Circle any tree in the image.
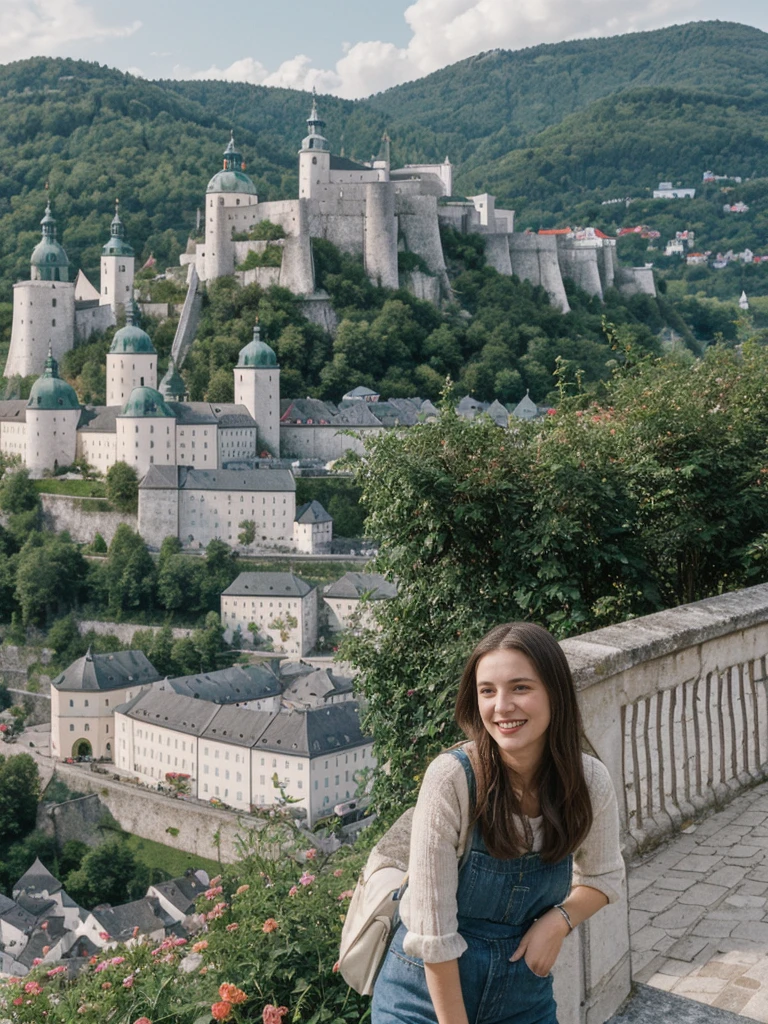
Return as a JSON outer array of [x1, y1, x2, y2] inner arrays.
[[191, 611, 235, 673], [15, 533, 88, 626], [0, 469, 40, 514], [106, 461, 139, 513], [64, 839, 139, 909], [104, 525, 156, 616], [238, 519, 256, 547], [0, 753, 40, 846]]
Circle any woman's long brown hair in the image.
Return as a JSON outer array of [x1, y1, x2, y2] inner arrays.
[[455, 622, 593, 862]]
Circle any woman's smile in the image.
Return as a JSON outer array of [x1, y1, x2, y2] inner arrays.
[[476, 648, 551, 770]]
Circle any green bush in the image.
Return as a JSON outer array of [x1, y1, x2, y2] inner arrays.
[[236, 245, 284, 271]]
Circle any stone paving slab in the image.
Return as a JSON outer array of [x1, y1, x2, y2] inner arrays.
[[629, 780, 768, 1022]]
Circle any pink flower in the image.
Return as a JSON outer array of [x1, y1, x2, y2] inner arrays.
[[299, 872, 315, 887], [262, 1005, 289, 1024], [47, 966, 66, 977], [111, 956, 125, 965], [13, 997, 23, 1005], [226, 922, 239, 932], [32, 958, 42, 966], [235, 884, 249, 895], [133, 1018, 153, 1024], [288, 886, 299, 897], [101, 982, 112, 990], [262, 918, 278, 933], [98, 931, 110, 940], [192, 940, 208, 952], [305, 848, 316, 860], [94, 961, 109, 973], [205, 885, 224, 900], [407, 689, 416, 696], [211, 1002, 233, 1021], [209, 875, 222, 886], [332, 961, 340, 973], [132, 925, 140, 938], [123, 975, 135, 989], [338, 889, 355, 900], [24, 981, 43, 995], [173, 938, 187, 947], [333, 869, 343, 877]]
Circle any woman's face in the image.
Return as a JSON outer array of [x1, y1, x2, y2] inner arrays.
[[475, 648, 551, 771]]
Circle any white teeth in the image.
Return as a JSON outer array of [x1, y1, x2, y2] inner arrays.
[[497, 721, 525, 728]]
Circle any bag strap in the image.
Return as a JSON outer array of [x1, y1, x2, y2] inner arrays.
[[449, 745, 477, 869]]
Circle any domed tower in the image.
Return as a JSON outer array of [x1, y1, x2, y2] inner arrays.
[[100, 200, 135, 316], [106, 309, 157, 406], [26, 346, 80, 477], [5, 200, 76, 379], [158, 358, 186, 401], [203, 133, 258, 281], [299, 90, 330, 200], [116, 386, 176, 479], [234, 323, 280, 455]]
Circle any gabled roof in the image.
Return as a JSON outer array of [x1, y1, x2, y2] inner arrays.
[[512, 392, 540, 421], [280, 398, 337, 424], [52, 649, 160, 693], [485, 399, 509, 427], [295, 500, 332, 525], [0, 400, 28, 422], [324, 571, 396, 601], [222, 571, 313, 598], [333, 402, 382, 427], [115, 688, 219, 736], [91, 896, 175, 941], [138, 467, 296, 493], [329, 155, 371, 172], [13, 858, 63, 898], [151, 873, 207, 915], [255, 701, 369, 756], [281, 668, 354, 707], [200, 704, 275, 747], [77, 405, 121, 433], [342, 385, 379, 399], [162, 662, 282, 703], [0, 893, 37, 932]]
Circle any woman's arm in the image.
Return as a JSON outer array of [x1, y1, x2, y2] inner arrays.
[[509, 884, 609, 976], [424, 960, 470, 1024]]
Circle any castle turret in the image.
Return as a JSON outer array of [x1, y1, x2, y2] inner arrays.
[[299, 91, 331, 200], [234, 323, 280, 455], [203, 133, 258, 281], [5, 200, 76, 379], [116, 386, 176, 479], [158, 358, 186, 401], [364, 183, 398, 289], [26, 346, 80, 477], [100, 200, 135, 316], [106, 309, 157, 406]]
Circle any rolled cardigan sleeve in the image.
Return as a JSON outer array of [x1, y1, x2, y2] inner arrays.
[[572, 756, 626, 904], [400, 753, 471, 963]]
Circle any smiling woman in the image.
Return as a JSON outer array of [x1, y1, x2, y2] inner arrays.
[[371, 621, 625, 1024]]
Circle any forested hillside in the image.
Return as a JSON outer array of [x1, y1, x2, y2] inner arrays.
[[0, 21, 767, 304]]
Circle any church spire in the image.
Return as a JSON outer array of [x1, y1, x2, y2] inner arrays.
[[302, 88, 329, 152]]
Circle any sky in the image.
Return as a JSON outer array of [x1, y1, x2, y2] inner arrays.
[[1, 0, 767, 100]]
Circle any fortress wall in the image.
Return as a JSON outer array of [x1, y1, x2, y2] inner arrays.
[[138, 486, 179, 550], [306, 197, 366, 256], [280, 202, 315, 294], [6, 280, 76, 379], [300, 293, 338, 335], [254, 200, 303, 237], [508, 235, 570, 313], [484, 233, 513, 276], [404, 271, 442, 304], [365, 184, 399, 289], [75, 303, 114, 343], [238, 267, 281, 288], [171, 264, 202, 369], [557, 244, 604, 300], [618, 266, 657, 298], [280, 424, 381, 461], [77, 619, 192, 643], [39, 493, 136, 544], [599, 244, 616, 291], [397, 195, 447, 276]]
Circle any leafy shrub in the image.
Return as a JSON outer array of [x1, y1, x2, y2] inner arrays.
[[236, 246, 284, 271]]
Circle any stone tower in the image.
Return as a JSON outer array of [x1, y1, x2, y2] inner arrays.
[[5, 201, 76, 379], [106, 309, 157, 406], [158, 358, 186, 401], [364, 182, 399, 289], [203, 134, 258, 280], [234, 323, 280, 455], [116, 386, 176, 479], [100, 201, 135, 316], [26, 346, 80, 477], [298, 92, 330, 200]]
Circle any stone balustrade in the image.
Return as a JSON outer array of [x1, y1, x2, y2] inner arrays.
[[552, 583, 768, 1023]]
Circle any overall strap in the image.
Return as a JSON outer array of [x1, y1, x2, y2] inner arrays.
[[449, 746, 479, 862]]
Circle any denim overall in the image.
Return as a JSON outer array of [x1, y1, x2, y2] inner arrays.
[[371, 747, 573, 1024]]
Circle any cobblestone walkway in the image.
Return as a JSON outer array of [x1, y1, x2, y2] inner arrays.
[[629, 781, 768, 1020]]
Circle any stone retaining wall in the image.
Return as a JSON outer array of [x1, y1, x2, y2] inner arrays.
[[77, 620, 193, 644], [40, 493, 136, 545]]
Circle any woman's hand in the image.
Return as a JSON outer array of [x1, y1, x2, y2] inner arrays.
[[508, 908, 570, 977]]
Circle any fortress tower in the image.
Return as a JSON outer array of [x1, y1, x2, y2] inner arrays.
[[100, 201, 135, 316], [26, 347, 80, 477], [106, 309, 157, 406], [234, 324, 280, 455], [298, 92, 331, 200], [116, 386, 176, 478], [5, 201, 76, 379], [203, 134, 259, 281], [158, 358, 186, 401]]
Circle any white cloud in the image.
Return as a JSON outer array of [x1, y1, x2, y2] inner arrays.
[[0, 0, 140, 63], [176, 0, 700, 99]]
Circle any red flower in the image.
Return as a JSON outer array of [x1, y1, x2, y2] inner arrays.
[[219, 983, 247, 1005], [262, 918, 278, 933], [211, 1002, 233, 1021]]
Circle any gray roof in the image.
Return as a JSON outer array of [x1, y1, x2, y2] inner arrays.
[[324, 571, 397, 601], [17, 915, 70, 968], [139, 466, 296, 493], [280, 398, 337, 424], [77, 405, 121, 432], [485, 399, 510, 427], [91, 896, 175, 941], [282, 667, 355, 706], [342, 386, 379, 399], [222, 571, 313, 598], [168, 402, 218, 425], [163, 662, 282, 703], [0, 894, 37, 932], [52, 649, 160, 693], [511, 392, 540, 420], [367, 400, 421, 427], [115, 688, 219, 736], [168, 401, 256, 428], [13, 857, 62, 898], [201, 704, 276, 747], [151, 873, 207, 914], [333, 402, 382, 427], [329, 155, 371, 172], [255, 701, 369, 756], [0, 400, 28, 422], [295, 500, 332, 525]]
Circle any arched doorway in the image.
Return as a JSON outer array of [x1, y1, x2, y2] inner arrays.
[[72, 739, 92, 758]]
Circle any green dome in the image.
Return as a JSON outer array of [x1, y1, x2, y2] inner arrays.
[[159, 358, 186, 400], [119, 386, 174, 418], [28, 350, 79, 411], [103, 203, 134, 257], [110, 310, 156, 355], [238, 324, 277, 368], [207, 133, 257, 195], [31, 202, 69, 282]]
